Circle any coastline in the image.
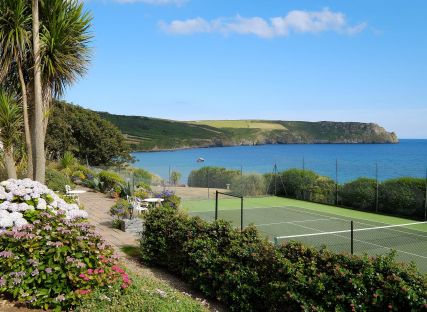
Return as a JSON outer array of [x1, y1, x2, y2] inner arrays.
[[131, 140, 400, 153]]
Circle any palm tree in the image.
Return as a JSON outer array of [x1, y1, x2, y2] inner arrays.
[[39, 0, 92, 135], [31, 0, 45, 183], [0, 0, 34, 179], [1, 0, 92, 183], [0, 88, 22, 179]]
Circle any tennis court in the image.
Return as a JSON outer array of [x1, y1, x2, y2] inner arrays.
[[184, 196, 427, 273]]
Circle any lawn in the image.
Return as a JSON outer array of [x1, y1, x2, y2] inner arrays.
[[190, 120, 286, 130]]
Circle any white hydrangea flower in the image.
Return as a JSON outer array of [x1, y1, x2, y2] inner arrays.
[[9, 212, 23, 221], [14, 218, 28, 227], [0, 216, 13, 228], [0, 210, 10, 217], [0, 201, 9, 210], [36, 198, 47, 210], [66, 209, 88, 220]]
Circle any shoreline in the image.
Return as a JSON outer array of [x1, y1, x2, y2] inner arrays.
[[131, 141, 401, 153]]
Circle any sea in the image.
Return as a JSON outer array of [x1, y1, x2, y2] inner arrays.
[[132, 139, 427, 184]]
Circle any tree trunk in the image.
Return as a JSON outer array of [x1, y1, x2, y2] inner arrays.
[[31, 0, 45, 183], [4, 147, 17, 179], [16, 59, 34, 179]]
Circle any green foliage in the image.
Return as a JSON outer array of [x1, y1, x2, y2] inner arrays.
[[340, 178, 377, 211], [46, 168, 72, 193], [60, 151, 78, 171], [269, 169, 335, 204], [110, 199, 132, 218], [75, 271, 208, 312], [0, 88, 22, 150], [99, 111, 397, 151], [134, 185, 151, 200], [154, 190, 181, 209], [170, 170, 181, 185], [379, 177, 426, 218], [188, 166, 241, 188], [0, 210, 130, 310], [140, 207, 427, 312], [98, 170, 125, 193], [46, 101, 132, 166], [231, 173, 266, 196], [132, 168, 153, 184]]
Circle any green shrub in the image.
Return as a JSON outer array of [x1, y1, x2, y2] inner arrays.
[[0, 209, 130, 310], [110, 199, 132, 218], [98, 171, 125, 193], [379, 177, 426, 218], [230, 173, 267, 196], [132, 168, 153, 184], [188, 167, 241, 188], [140, 207, 427, 312], [154, 190, 181, 209], [46, 168, 73, 193], [340, 178, 377, 211]]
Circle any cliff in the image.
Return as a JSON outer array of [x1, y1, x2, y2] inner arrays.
[[97, 113, 398, 151]]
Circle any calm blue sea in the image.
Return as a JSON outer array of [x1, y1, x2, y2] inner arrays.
[[132, 139, 427, 184]]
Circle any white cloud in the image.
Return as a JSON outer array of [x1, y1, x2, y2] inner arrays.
[[115, 0, 187, 5], [160, 8, 367, 38]]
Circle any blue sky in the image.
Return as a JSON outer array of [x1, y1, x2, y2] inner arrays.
[[65, 0, 427, 138]]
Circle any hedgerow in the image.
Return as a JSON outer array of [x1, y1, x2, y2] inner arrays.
[[140, 206, 427, 312]]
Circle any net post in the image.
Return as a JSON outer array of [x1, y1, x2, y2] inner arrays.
[[215, 190, 218, 221], [424, 167, 427, 221], [240, 196, 244, 231], [350, 220, 354, 255], [375, 163, 379, 213], [335, 159, 339, 206]]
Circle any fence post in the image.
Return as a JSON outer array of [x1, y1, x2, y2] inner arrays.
[[335, 159, 339, 206], [241, 197, 244, 231], [215, 190, 218, 221], [351, 220, 354, 255], [375, 163, 379, 213], [424, 168, 427, 221], [274, 163, 277, 196]]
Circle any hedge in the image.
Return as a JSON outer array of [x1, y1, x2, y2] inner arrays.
[[340, 178, 377, 211], [140, 207, 427, 312], [188, 166, 240, 188]]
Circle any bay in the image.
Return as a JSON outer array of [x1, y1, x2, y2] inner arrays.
[[132, 139, 427, 184]]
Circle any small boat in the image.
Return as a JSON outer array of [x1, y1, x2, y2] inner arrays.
[[196, 157, 205, 163]]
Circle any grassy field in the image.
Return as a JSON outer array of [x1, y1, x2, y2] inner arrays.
[[182, 196, 427, 272], [98, 110, 397, 150], [190, 120, 286, 130]]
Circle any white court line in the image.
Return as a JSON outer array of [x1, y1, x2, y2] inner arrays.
[[279, 221, 427, 260], [255, 218, 338, 227], [274, 206, 427, 240], [190, 205, 427, 239]]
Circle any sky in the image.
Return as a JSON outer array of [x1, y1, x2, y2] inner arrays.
[[65, 0, 427, 138]]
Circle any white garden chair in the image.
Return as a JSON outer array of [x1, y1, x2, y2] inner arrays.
[[65, 185, 80, 204]]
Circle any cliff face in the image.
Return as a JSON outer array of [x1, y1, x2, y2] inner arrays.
[[97, 112, 398, 151]]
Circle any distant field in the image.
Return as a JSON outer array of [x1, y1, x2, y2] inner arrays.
[[190, 120, 286, 130]]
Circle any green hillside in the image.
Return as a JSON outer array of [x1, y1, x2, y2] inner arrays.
[[97, 113, 399, 151]]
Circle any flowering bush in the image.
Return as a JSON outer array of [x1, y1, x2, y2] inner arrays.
[[109, 199, 132, 218], [0, 179, 88, 227], [154, 190, 181, 209], [0, 179, 130, 310]]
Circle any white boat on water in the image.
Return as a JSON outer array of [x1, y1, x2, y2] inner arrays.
[[196, 157, 205, 163]]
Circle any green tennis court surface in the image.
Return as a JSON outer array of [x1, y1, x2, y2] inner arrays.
[[183, 196, 427, 273]]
